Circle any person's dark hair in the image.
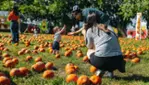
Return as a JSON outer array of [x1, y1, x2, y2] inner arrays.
[[85, 13, 97, 31], [13, 6, 19, 16]]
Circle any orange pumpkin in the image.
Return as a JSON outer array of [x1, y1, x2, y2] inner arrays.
[[77, 75, 90, 85], [19, 67, 29, 76], [18, 51, 24, 55], [32, 50, 38, 54], [66, 74, 78, 83], [76, 50, 82, 54], [3, 57, 12, 64], [34, 46, 39, 50], [55, 54, 60, 58], [64, 51, 72, 57], [131, 57, 140, 63], [76, 53, 83, 58], [35, 57, 42, 62], [45, 62, 53, 69], [4, 60, 15, 68], [25, 50, 31, 54], [3, 48, 9, 51], [90, 75, 102, 85], [66, 67, 76, 74], [0, 76, 11, 85], [12, 58, 19, 65], [83, 56, 89, 62], [39, 48, 45, 52], [65, 63, 75, 71], [10, 68, 21, 77], [25, 56, 33, 61], [32, 62, 45, 72], [2, 53, 10, 57], [42, 70, 54, 79], [90, 66, 97, 73], [49, 49, 53, 53]]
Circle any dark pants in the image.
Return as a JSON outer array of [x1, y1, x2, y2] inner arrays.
[[52, 41, 60, 50], [10, 21, 19, 43], [90, 53, 125, 72]]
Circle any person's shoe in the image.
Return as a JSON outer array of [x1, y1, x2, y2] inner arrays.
[[118, 60, 126, 73], [104, 71, 114, 78], [95, 69, 105, 77]]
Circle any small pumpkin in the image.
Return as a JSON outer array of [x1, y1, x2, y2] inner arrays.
[[42, 70, 54, 79], [66, 74, 78, 83]]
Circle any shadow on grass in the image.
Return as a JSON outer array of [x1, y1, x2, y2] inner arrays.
[[114, 74, 149, 82]]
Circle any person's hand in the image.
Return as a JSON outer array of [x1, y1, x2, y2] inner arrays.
[[67, 32, 74, 35], [98, 24, 106, 30], [63, 24, 66, 28], [98, 24, 110, 33]]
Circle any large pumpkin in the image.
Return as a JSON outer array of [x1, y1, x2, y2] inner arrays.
[[90, 75, 102, 85], [90, 66, 97, 73], [66, 74, 78, 83], [4, 60, 15, 68], [10, 68, 21, 77], [42, 70, 54, 79], [19, 67, 29, 76], [0, 76, 11, 85], [45, 62, 53, 69], [32, 62, 45, 72], [35, 57, 42, 62], [77, 75, 90, 85]]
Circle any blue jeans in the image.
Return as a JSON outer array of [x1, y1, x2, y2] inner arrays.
[[10, 21, 19, 43]]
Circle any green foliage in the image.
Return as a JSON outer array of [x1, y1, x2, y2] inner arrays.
[[0, 0, 149, 30], [119, 0, 149, 21]]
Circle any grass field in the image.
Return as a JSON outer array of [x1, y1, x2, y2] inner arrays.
[[0, 32, 149, 85]]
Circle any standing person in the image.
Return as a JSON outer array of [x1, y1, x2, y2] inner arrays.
[[68, 5, 110, 36], [52, 25, 66, 54], [85, 13, 125, 78], [7, 6, 19, 44], [33, 25, 38, 37]]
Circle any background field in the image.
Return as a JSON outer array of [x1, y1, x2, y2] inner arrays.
[[0, 32, 149, 85]]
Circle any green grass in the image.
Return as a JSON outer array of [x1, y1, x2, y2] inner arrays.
[[0, 32, 149, 85]]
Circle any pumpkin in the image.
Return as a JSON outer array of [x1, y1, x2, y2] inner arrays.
[[4, 60, 15, 68], [66, 74, 78, 83], [76, 53, 83, 58], [35, 57, 42, 62], [64, 51, 72, 57], [32, 62, 45, 72], [18, 51, 24, 55], [42, 70, 54, 79], [77, 75, 90, 85], [32, 50, 38, 54], [90, 75, 102, 85], [39, 48, 45, 52], [83, 56, 89, 62], [34, 46, 39, 50], [90, 66, 97, 73], [66, 67, 76, 74], [65, 63, 75, 71], [10, 68, 21, 77], [25, 50, 31, 54], [2, 53, 10, 57], [25, 56, 33, 61], [0, 76, 10, 85], [131, 57, 140, 63], [3, 57, 12, 64], [55, 54, 60, 58], [19, 67, 29, 76], [45, 62, 53, 69], [12, 58, 19, 65]]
